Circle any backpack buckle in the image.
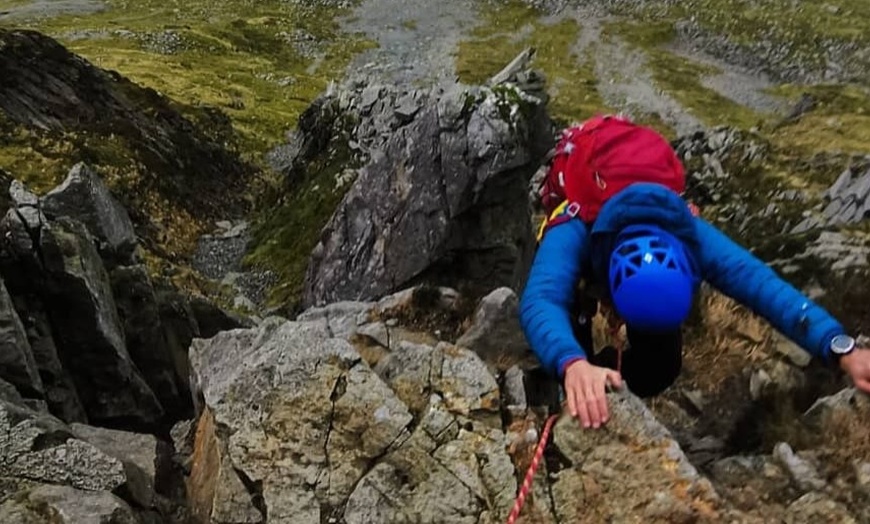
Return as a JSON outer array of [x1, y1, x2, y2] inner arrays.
[[566, 202, 581, 217]]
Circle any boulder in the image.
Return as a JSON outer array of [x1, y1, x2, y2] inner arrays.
[[0, 401, 126, 495], [0, 484, 139, 524], [0, 276, 42, 398], [39, 218, 162, 426], [188, 318, 516, 523], [41, 163, 137, 264], [456, 287, 531, 366], [549, 389, 726, 523], [71, 422, 172, 509], [302, 83, 552, 307]]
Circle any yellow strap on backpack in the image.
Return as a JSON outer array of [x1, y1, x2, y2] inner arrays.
[[536, 200, 571, 242]]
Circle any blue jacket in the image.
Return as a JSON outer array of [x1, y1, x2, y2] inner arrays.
[[519, 183, 845, 377]]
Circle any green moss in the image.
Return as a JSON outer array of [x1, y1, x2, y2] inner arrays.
[[770, 84, 870, 158], [455, 0, 607, 126], [244, 140, 358, 309]]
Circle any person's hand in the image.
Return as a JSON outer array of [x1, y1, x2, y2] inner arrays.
[[563, 359, 623, 429], [840, 348, 870, 393]]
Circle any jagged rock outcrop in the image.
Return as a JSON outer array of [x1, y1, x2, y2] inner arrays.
[[187, 288, 519, 524], [792, 160, 870, 233], [0, 29, 254, 245], [0, 164, 245, 429], [42, 162, 138, 265], [0, 397, 182, 523], [299, 80, 553, 307]]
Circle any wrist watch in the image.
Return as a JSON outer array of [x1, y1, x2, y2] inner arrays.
[[830, 334, 856, 360]]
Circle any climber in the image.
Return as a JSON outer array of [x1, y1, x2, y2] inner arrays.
[[519, 115, 870, 430]]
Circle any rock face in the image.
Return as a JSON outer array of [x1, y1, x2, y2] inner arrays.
[[301, 82, 553, 307], [41, 162, 138, 264], [549, 390, 726, 523], [39, 217, 163, 425], [188, 311, 516, 524], [0, 165, 220, 427], [792, 161, 870, 232], [0, 277, 42, 398]]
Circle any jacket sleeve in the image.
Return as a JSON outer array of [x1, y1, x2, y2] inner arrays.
[[694, 218, 845, 361], [519, 219, 590, 377]]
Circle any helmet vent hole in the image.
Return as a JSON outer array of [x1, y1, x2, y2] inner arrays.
[[629, 254, 643, 266], [653, 252, 666, 264], [617, 244, 639, 256]]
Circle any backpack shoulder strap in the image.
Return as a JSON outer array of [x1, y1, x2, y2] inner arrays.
[[536, 200, 583, 242]]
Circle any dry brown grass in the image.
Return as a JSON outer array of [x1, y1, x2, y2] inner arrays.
[[816, 410, 870, 475], [682, 288, 775, 392]]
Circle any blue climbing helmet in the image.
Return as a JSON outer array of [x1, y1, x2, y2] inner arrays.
[[608, 224, 698, 331]]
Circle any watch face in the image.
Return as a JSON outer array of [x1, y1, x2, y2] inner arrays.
[[831, 335, 856, 355]]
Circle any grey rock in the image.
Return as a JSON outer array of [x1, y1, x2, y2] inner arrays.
[[188, 294, 250, 339], [71, 422, 170, 509], [804, 387, 870, 429], [785, 492, 856, 523], [773, 442, 827, 493], [374, 341, 437, 414], [111, 265, 189, 419], [15, 206, 44, 234], [8, 180, 37, 207], [775, 333, 813, 367], [189, 317, 516, 524], [356, 321, 390, 348], [0, 484, 138, 524], [502, 365, 527, 409], [0, 401, 126, 492], [41, 163, 137, 263], [302, 84, 550, 306], [0, 378, 24, 407], [296, 300, 375, 339], [0, 276, 42, 397], [189, 320, 414, 522], [39, 218, 162, 425], [436, 342, 501, 421], [14, 294, 87, 423], [0, 209, 34, 257], [456, 287, 530, 365], [170, 418, 195, 470]]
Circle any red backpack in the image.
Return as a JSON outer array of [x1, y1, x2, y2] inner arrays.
[[537, 115, 688, 228]]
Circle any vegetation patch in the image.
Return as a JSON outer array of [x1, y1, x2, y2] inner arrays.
[[244, 132, 357, 310], [455, 0, 606, 126], [3, 0, 373, 157]]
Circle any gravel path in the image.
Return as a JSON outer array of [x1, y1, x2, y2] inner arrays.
[[340, 0, 481, 86], [563, 11, 705, 136]]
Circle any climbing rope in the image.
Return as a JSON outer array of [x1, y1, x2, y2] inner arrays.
[[505, 412, 561, 524], [505, 328, 625, 523]]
